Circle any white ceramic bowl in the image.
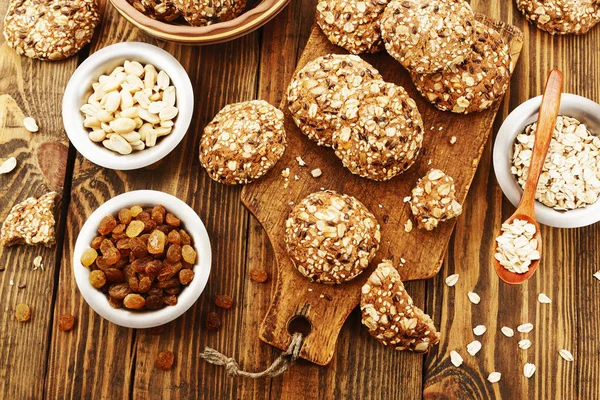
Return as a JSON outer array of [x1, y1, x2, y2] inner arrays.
[[494, 93, 600, 228], [73, 190, 211, 328], [62, 42, 194, 170]]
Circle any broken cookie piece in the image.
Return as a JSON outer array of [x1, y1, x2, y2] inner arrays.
[[1, 192, 57, 247], [361, 260, 440, 352], [409, 169, 462, 231]]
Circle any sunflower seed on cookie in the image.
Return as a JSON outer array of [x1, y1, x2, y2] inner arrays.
[[199, 100, 286, 185], [127, 0, 180, 21], [316, 0, 389, 54], [1, 192, 57, 247], [409, 169, 463, 231], [332, 81, 424, 181], [285, 190, 380, 284], [4, 0, 100, 61], [516, 0, 600, 35], [361, 260, 440, 352], [287, 54, 382, 147], [380, 0, 476, 73], [173, 0, 246, 26], [410, 21, 512, 114]]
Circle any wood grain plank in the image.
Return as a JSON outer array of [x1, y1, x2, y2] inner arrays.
[[0, 0, 76, 398], [424, 2, 600, 399]]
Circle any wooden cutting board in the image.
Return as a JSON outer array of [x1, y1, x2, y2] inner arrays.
[[240, 15, 523, 366]]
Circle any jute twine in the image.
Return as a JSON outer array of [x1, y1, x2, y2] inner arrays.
[[200, 332, 304, 378]]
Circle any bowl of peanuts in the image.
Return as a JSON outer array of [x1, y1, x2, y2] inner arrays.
[[73, 190, 211, 328], [62, 42, 194, 170]]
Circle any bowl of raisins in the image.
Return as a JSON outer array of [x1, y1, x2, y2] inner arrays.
[[73, 190, 211, 328]]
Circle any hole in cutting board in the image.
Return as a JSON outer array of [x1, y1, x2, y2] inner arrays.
[[287, 315, 312, 337]]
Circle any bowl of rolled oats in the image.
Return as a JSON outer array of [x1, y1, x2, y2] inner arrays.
[[494, 93, 600, 228], [63, 42, 194, 170], [73, 190, 212, 328], [109, 0, 289, 44]]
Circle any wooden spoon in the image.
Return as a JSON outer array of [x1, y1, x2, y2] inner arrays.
[[493, 69, 563, 284]]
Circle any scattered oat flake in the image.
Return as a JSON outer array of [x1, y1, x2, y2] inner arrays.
[[404, 219, 413, 232], [559, 349, 574, 362], [593, 271, 600, 280], [467, 340, 481, 356], [450, 350, 463, 367], [538, 293, 551, 303], [524, 363, 536, 378], [400, 257, 406, 264], [0, 157, 17, 174], [501, 326, 514, 337], [519, 339, 532, 350], [23, 117, 39, 132], [33, 256, 43, 271], [311, 168, 322, 178], [517, 323, 534, 333], [468, 292, 480, 304], [473, 325, 486, 336], [445, 273, 459, 287], [450, 136, 457, 145], [281, 168, 290, 178], [296, 156, 306, 167], [487, 372, 501, 383]]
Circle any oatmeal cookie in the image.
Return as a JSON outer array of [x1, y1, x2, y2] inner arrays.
[[380, 0, 476, 73], [361, 260, 440, 352], [199, 100, 286, 185], [287, 54, 382, 147], [3, 0, 100, 61], [332, 81, 424, 181], [410, 169, 462, 231], [410, 21, 512, 114], [316, 0, 389, 54], [173, 0, 246, 26], [127, 0, 180, 21], [516, 0, 600, 35], [1, 192, 57, 247], [285, 190, 380, 285]]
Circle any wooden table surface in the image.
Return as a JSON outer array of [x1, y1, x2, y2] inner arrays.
[[1, 1, 599, 399]]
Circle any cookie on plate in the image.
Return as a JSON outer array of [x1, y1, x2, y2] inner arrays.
[[380, 0, 476, 73], [287, 54, 382, 147], [173, 0, 246, 26], [3, 0, 100, 60], [127, 0, 181, 21], [1, 192, 57, 247], [409, 169, 463, 231], [332, 81, 424, 181], [199, 100, 286, 185], [410, 21, 512, 114], [361, 260, 440, 352], [285, 190, 380, 285], [316, 0, 389, 54], [516, 0, 600, 35]]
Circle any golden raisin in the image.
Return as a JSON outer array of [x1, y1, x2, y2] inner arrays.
[[130, 205, 143, 217], [179, 269, 194, 285], [181, 245, 197, 264], [250, 269, 269, 283], [166, 244, 182, 263], [80, 248, 98, 267], [157, 265, 176, 282], [148, 230, 166, 254], [104, 268, 125, 283], [108, 296, 123, 309], [165, 213, 180, 227], [58, 314, 75, 332], [126, 220, 145, 238], [118, 208, 132, 225], [205, 312, 221, 331], [167, 230, 181, 245], [214, 294, 233, 310], [89, 270, 107, 288], [109, 283, 131, 300], [15, 303, 31, 322], [98, 215, 117, 235], [145, 295, 163, 310], [163, 294, 177, 306], [156, 350, 175, 370], [151, 205, 166, 224], [123, 293, 146, 309], [91, 236, 104, 249], [179, 229, 191, 245], [138, 276, 152, 293]]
